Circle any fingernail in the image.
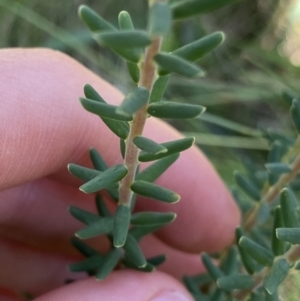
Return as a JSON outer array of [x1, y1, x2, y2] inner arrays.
[[151, 291, 193, 301]]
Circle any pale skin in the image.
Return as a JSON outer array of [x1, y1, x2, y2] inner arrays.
[[0, 48, 240, 301]]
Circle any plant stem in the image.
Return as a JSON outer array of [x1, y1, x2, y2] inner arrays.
[[119, 37, 162, 206], [244, 136, 300, 230]]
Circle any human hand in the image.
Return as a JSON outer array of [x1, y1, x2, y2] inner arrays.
[[0, 48, 240, 301]]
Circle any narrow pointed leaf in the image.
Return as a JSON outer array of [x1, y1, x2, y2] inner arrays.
[[78, 5, 116, 32], [217, 274, 254, 291], [263, 258, 290, 294], [139, 137, 194, 162], [80, 165, 128, 194], [131, 211, 176, 226], [137, 153, 179, 182], [69, 255, 104, 272], [234, 171, 261, 201], [96, 195, 111, 217], [126, 62, 140, 83], [133, 136, 167, 154], [183, 276, 207, 301], [123, 233, 147, 267], [232, 187, 254, 214], [68, 164, 100, 181], [113, 205, 131, 248], [280, 188, 300, 228], [265, 163, 291, 175], [221, 247, 238, 275], [83, 85, 129, 139], [276, 228, 300, 244], [96, 249, 121, 280], [272, 207, 286, 256], [75, 217, 113, 239], [173, 32, 225, 62], [94, 30, 151, 49], [171, 0, 241, 19], [294, 260, 300, 269], [123, 256, 155, 272], [148, 102, 205, 119], [69, 206, 100, 225], [239, 236, 274, 267], [150, 75, 170, 104], [71, 237, 99, 257], [147, 254, 166, 266], [155, 53, 205, 77], [265, 289, 278, 301], [235, 227, 257, 274], [120, 139, 126, 159], [89, 148, 108, 171], [291, 98, 300, 134], [118, 10, 134, 30], [80, 98, 132, 121], [149, 2, 172, 36], [201, 253, 224, 280], [130, 224, 165, 241], [117, 87, 149, 116], [131, 180, 180, 203]]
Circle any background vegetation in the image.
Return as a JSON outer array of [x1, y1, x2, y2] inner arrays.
[[1, 0, 300, 299]]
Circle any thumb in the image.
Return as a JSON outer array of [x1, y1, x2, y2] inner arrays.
[[34, 270, 194, 301]]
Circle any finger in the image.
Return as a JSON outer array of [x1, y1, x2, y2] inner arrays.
[[0, 48, 240, 254], [35, 272, 194, 301], [0, 233, 203, 295]]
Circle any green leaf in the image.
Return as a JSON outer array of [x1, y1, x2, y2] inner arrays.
[[137, 153, 180, 182], [171, 0, 241, 20], [263, 258, 290, 295], [129, 224, 166, 241], [265, 289, 279, 301], [147, 254, 166, 266], [69, 206, 100, 225], [78, 5, 117, 32], [276, 228, 300, 244], [291, 98, 300, 134], [149, 2, 172, 36], [95, 195, 111, 217], [80, 98, 133, 121], [133, 136, 167, 154], [113, 205, 131, 248], [221, 247, 238, 275], [201, 253, 224, 280], [123, 233, 147, 267], [265, 163, 291, 176], [118, 10, 134, 30], [94, 30, 152, 49], [155, 53, 205, 77], [294, 260, 300, 269], [217, 274, 254, 291], [83, 85, 130, 140], [173, 31, 225, 61], [280, 188, 300, 228], [69, 255, 105, 272], [75, 217, 113, 239], [131, 211, 176, 226], [123, 256, 155, 272], [234, 171, 261, 201], [80, 165, 128, 194], [150, 75, 170, 104], [148, 101, 205, 119], [272, 207, 286, 256], [96, 249, 121, 280], [239, 236, 274, 267], [126, 62, 140, 83], [120, 139, 126, 159], [71, 237, 99, 257], [68, 164, 100, 181], [232, 187, 254, 214], [131, 180, 180, 203], [139, 137, 194, 162], [117, 87, 149, 116], [235, 227, 257, 274], [89, 148, 108, 171], [183, 276, 208, 301]]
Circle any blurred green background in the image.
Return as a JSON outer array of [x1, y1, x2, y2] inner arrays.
[[1, 0, 300, 186], [1, 0, 300, 299]]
